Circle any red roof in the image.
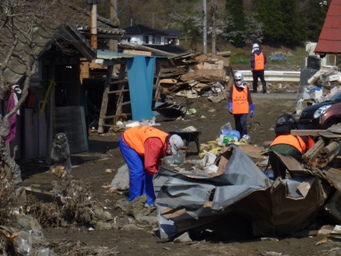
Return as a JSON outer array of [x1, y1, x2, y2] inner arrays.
[[315, 0, 341, 54]]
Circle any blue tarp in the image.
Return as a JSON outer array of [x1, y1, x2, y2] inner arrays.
[[126, 56, 156, 121]]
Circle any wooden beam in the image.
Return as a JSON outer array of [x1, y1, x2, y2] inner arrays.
[[123, 49, 152, 56], [291, 129, 325, 136]]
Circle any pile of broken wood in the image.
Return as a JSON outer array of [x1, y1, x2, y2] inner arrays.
[[154, 51, 233, 103], [293, 124, 341, 169]]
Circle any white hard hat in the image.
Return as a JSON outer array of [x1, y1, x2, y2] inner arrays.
[[234, 72, 244, 81], [252, 43, 259, 49]]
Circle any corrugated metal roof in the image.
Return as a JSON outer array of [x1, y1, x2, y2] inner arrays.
[[315, 0, 341, 54], [96, 50, 135, 60]]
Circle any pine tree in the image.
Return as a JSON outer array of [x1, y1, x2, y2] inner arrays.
[[225, 0, 246, 47]]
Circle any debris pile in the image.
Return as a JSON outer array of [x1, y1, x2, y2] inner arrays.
[[151, 123, 341, 241], [155, 51, 231, 103], [0, 178, 117, 255], [296, 65, 341, 112]]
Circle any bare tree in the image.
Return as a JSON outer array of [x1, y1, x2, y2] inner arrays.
[[0, 0, 60, 185]]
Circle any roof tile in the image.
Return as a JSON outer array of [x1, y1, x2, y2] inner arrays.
[[315, 0, 341, 54]]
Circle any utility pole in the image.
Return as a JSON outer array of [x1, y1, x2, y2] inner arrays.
[[87, 0, 100, 49], [211, 0, 217, 56], [203, 0, 207, 54], [110, 0, 118, 51]]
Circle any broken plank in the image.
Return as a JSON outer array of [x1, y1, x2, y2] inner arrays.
[[323, 167, 341, 191], [160, 78, 178, 84], [291, 129, 325, 137], [123, 49, 152, 56], [319, 131, 341, 139]]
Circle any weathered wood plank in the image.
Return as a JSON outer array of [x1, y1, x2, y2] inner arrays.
[[291, 130, 326, 136]]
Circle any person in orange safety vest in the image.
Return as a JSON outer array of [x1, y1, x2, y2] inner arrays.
[[269, 134, 310, 161], [227, 72, 254, 138], [269, 114, 315, 162], [250, 43, 267, 93], [267, 117, 315, 179], [119, 126, 184, 206]]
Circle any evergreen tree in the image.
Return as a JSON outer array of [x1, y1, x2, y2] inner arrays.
[[255, 0, 327, 47], [278, 0, 305, 46], [225, 0, 246, 47], [300, 0, 329, 42], [255, 0, 283, 44]]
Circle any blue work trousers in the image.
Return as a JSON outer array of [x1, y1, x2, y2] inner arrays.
[[234, 114, 248, 138], [119, 136, 155, 205]]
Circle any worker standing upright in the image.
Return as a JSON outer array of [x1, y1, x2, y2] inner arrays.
[[227, 72, 254, 138], [250, 43, 267, 93]]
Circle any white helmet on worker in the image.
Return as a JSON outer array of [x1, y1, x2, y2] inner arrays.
[[252, 43, 260, 53], [234, 72, 245, 88]]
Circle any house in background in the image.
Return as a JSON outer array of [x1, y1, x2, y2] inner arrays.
[[315, 0, 341, 70], [122, 24, 186, 55], [0, 1, 125, 160]]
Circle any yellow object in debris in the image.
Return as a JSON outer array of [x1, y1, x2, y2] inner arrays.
[[239, 138, 249, 144], [39, 79, 56, 119], [200, 143, 212, 152], [208, 147, 221, 155], [207, 140, 218, 145]]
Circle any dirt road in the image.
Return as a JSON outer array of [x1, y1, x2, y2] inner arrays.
[[17, 92, 341, 256]]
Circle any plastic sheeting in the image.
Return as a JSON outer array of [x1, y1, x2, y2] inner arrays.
[[126, 56, 156, 121], [154, 145, 328, 240]]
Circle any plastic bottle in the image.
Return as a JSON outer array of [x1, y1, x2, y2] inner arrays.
[[242, 134, 251, 143], [219, 135, 234, 145], [36, 248, 51, 256], [220, 122, 232, 135], [173, 152, 184, 165], [13, 231, 32, 255]]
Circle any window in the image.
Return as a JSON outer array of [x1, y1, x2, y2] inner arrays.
[[143, 36, 149, 44], [154, 36, 161, 45]]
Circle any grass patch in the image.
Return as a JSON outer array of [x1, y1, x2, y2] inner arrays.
[[229, 46, 306, 68]]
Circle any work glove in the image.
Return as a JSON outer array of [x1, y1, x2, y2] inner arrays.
[[228, 102, 233, 114], [250, 104, 254, 118]]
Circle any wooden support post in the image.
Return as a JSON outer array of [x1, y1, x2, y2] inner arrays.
[[98, 65, 114, 133]]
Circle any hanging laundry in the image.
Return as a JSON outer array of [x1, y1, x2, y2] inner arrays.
[[5, 84, 22, 144]]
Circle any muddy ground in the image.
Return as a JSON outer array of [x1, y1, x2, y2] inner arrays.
[[17, 87, 341, 256]]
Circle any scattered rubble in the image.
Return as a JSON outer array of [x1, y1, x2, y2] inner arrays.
[[296, 65, 341, 113]]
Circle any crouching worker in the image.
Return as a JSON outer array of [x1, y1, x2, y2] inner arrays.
[[269, 114, 315, 161], [119, 126, 184, 206], [269, 133, 314, 161], [268, 114, 315, 178]]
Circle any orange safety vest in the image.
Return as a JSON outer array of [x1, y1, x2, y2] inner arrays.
[[232, 85, 249, 114], [270, 134, 307, 154], [307, 136, 315, 150], [254, 52, 265, 71], [122, 126, 168, 155]]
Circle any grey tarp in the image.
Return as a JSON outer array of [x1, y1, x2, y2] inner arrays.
[[154, 145, 328, 240]]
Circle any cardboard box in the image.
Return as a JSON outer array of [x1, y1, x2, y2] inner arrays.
[[296, 100, 314, 115], [303, 86, 323, 100]]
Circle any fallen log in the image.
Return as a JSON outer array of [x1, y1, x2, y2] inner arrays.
[[302, 138, 325, 165]]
